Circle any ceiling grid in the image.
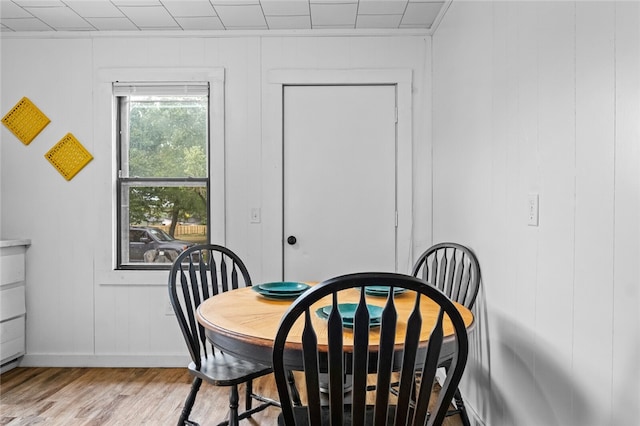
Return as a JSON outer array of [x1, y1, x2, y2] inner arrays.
[[0, 0, 448, 33]]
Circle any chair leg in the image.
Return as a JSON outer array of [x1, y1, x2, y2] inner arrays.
[[228, 384, 240, 426], [287, 370, 302, 406], [454, 386, 471, 426], [245, 379, 253, 411], [215, 383, 279, 426], [178, 377, 202, 426], [439, 362, 470, 426]]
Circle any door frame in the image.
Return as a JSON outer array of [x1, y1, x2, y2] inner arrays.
[[262, 69, 413, 281]]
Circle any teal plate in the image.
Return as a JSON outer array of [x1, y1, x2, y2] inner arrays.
[[319, 303, 383, 322], [255, 292, 302, 300], [252, 282, 309, 300], [363, 286, 407, 297], [252, 288, 303, 300], [256, 282, 310, 294], [315, 306, 381, 329]]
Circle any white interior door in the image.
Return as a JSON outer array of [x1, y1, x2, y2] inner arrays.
[[283, 85, 397, 282]]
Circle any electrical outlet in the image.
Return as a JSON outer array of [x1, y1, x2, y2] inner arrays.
[[528, 193, 539, 226]]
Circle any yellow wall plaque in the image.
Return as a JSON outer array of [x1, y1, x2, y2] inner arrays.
[[45, 133, 93, 181], [2, 97, 51, 145]]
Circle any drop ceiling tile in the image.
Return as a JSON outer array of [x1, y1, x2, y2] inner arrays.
[[24, 6, 94, 30], [356, 14, 402, 29], [63, 1, 125, 18], [260, 0, 310, 16], [312, 24, 353, 29], [225, 25, 269, 30], [175, 16, 225, 30], [86, 17, 138, 31], [119, 5, 179, 28], [1, 1, 32, 18], [139, 26, 182, 31], [111, 0, 162, 5], [211, 0, 259, 5], [357, 0, 407, 15], [265, 15, 311, 29], [13, 0, 65, 6], [214, 4, 266, 27], [1, 18, 53, 31], [309, 0, 356, 4], [400, 1, 442, 26], [162, 0, 217, 18], [310, 3, 356, 26]]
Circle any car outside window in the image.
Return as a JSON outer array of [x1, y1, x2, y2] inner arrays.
[[115, 83, 209, 269], [148, 228, 173, 242]]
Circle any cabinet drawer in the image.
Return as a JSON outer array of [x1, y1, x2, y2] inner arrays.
[[0, 316, 25, 363], [1, 315, 24, 343], [0, 253, 26, 287], [0, 286, 26, 321]]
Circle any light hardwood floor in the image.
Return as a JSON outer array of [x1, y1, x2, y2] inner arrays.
[[0, 367, 463, 425]]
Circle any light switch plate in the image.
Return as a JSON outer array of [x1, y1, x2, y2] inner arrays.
[[250, 207, 261, 223]]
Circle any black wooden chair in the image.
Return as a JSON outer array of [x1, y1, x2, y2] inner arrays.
[[412, 242, 481, 310], [168, 244, 279, 426], [411, 242, 481, 426], [272, 272, 469, 426]]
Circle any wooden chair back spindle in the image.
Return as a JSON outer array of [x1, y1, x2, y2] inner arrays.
[[272, 272, 469, 426], [412, 243, 481, 309]]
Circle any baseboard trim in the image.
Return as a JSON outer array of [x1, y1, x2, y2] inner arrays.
[[19, 354, 190, 368]]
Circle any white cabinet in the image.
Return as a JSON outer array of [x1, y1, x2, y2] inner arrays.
[[0, 239, 30, 373]]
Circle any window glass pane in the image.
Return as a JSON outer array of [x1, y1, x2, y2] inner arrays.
[[120, 184, 208, 265], [125, 95, 207, 178], [116, 86, 210, 269]]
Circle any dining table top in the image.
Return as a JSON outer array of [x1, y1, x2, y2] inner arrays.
[[196, 282, 475, 369]]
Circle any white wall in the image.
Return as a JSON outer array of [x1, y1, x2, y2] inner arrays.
[[0, 33, 430, 366], [432, 1, 639, 425]]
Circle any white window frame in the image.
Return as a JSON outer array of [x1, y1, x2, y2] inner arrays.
[[94, 68, 225, 286], [114, 82, 210, 270]]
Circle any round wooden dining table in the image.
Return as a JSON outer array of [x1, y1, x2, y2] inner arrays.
[[196, 283, 475, 370]]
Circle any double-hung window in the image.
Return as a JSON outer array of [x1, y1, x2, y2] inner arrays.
[[114, 83, 209, 269]]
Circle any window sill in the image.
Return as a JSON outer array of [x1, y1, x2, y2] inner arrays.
[[96, 267, 170, 286]]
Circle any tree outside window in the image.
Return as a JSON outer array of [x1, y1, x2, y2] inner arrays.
[[116, 84, 209, 269]]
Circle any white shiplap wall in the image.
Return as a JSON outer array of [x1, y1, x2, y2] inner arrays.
[[433, 1, 639, 425], [0, 34, 430, 365]]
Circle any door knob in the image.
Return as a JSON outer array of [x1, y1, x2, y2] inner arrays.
[[287, 236, 297, 245]]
